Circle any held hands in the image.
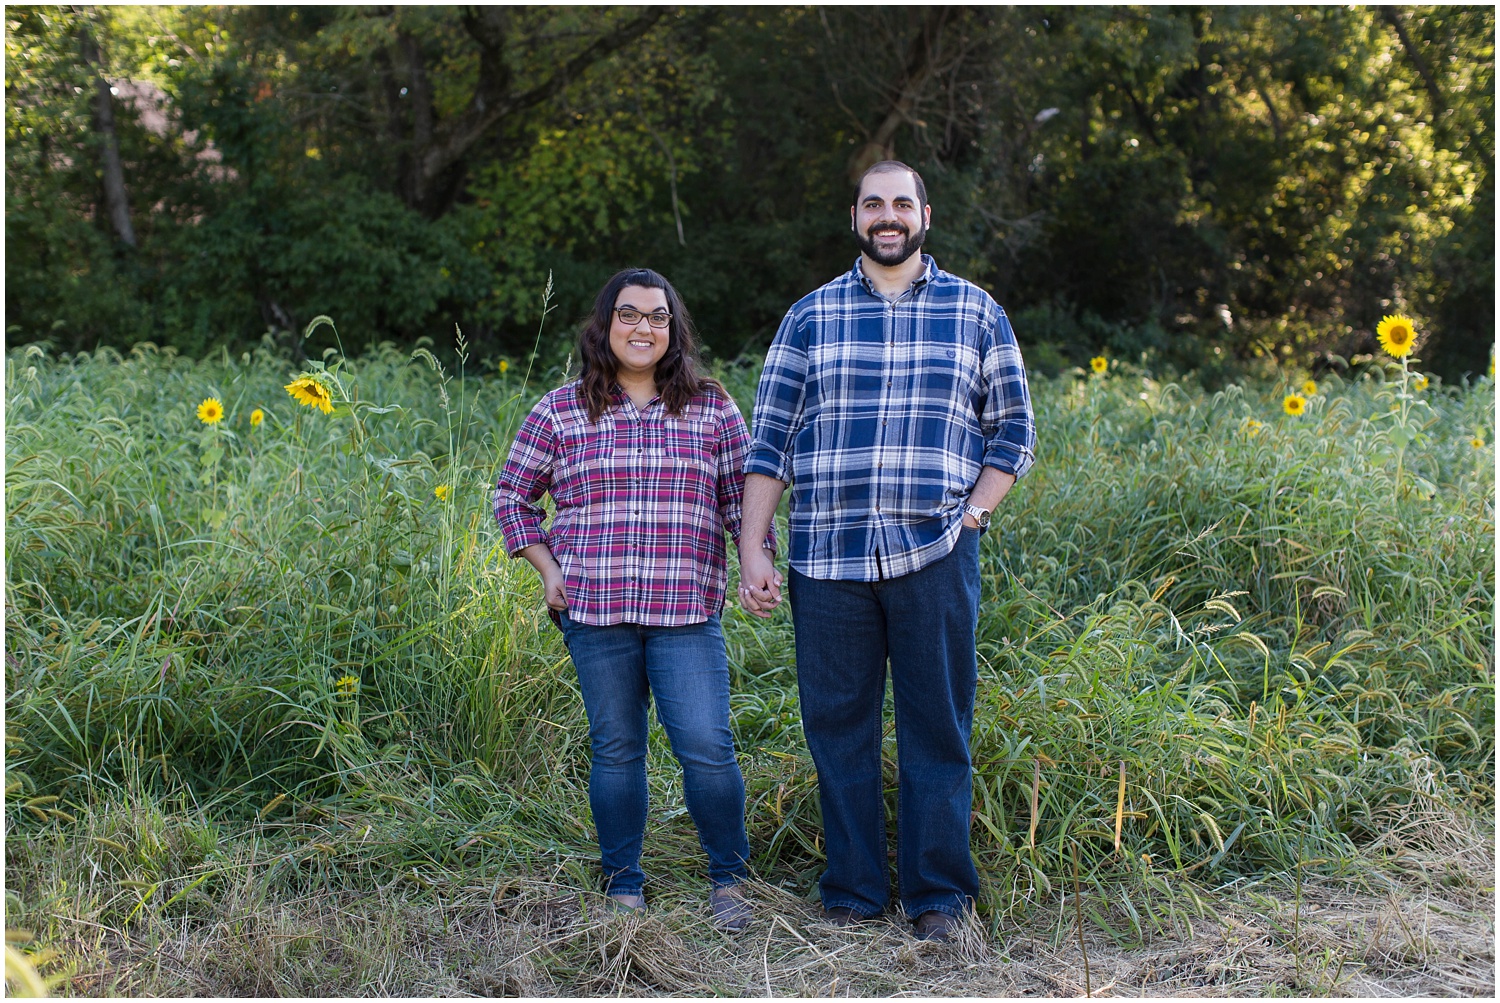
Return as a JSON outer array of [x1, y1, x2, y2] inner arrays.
[[737, 548, 783, 619]]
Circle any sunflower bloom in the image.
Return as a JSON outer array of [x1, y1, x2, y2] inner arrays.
[[285, 376, 334, 414], [1472, 437, 1487, 450], [499, 359, 510, 374], [1243, 418, 1264, 437], [1283, 394, 1307, 416], [1412, 374, 1429, 392], [197, 398, 224, 424], [1376, 315, 1417, 358], [434, 485, 450, 501], [334, 674, 359, 698], [1302, 379, 1318, 396], [250, 408, 265, 427], [1090, 356, 1108, 374]]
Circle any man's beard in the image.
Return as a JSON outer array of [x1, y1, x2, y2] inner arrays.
[[856, 221, 926, 266]]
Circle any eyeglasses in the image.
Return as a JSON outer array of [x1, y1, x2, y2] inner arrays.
[[613, 307, 672, 329]]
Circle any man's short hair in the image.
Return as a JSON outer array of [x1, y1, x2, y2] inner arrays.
[[853, 160, 928, 210]]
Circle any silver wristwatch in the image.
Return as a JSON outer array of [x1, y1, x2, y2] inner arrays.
[[963, 502, 991, 528]]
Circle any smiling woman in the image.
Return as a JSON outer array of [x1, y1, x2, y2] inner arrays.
[[608, 287, 671, 405], [491, 267, 775, 930]]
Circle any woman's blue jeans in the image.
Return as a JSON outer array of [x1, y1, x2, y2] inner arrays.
[[557, 612, 749, 895], [788, 527, 982, 919]]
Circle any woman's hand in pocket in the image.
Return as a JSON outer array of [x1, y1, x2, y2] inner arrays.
[[541, 566, 569, 610]]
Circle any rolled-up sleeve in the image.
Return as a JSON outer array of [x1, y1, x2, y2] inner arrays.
[[716, 396, 778, 553], [493, 399, 558, 555], [978, 308, 1037, 479], [744, 310, 808, 483]]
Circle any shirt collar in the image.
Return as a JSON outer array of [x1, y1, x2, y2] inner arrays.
[[609, 383, 661, 412], [852, 253, 937, 297]]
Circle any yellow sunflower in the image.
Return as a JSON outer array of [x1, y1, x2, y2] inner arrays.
[[1472, 437, 1487, 450], [334, 674, 359, 698], [1376, 314, 1416, 358], [1283, 394, 1307, 416], [197, 397, 224, 424], [1243, 418, 1264, 437], [499, 359, 510, 374], [1301, 379, 1318, 396], [1090, 356, 1108, 374], [285, 376, 334, 414], [434, 485, 450, 501], [250, 408, 265, 427], [1412, 374, 1429, 392]]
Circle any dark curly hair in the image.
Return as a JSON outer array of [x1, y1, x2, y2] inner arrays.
[[576, 267, 719, 422]]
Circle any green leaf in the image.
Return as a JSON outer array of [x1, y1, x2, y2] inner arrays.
[[200, 445, 224, 466]]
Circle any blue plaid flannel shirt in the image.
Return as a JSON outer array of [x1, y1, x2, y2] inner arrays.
[[745, 255, 1036, 581]]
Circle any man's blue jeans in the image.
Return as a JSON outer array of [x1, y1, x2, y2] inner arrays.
[[557, 612, 750, 895], [789, 527, 982, 919]]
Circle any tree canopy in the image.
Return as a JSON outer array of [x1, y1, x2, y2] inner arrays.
[[5, 5, 1493, 378]]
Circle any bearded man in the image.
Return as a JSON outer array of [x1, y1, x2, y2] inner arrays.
[[736, 160, 1036, 941]]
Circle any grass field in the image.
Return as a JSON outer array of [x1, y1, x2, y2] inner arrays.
[[4, 325, 1494, 996]]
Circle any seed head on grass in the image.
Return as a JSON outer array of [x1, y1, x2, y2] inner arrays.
[[1283, 394, 1307, 416], [1377, 314, 1417, 358], [197, 398, 224, 424], [286, 376, 334, 414]]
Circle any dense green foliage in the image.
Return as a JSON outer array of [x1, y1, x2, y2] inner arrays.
[[6, 336, 1492, 934], [6, 6, 1495, 377]]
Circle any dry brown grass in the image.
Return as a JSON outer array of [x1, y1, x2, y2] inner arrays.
[[21, 821, 1493, 999]]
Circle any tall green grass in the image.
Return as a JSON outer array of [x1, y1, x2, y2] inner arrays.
[[5, 335, 1493, 941]]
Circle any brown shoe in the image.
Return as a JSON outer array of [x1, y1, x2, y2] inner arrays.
[[821, 906, 868, 927], [913, 910, 956, 942], [710, 884, 752, 932]]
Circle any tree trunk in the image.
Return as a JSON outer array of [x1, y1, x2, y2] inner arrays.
[[1381, 8, 1446, 120], [845, 7, 954, 186], [401, 7, 665, 218], [79, 19, 136, 247]]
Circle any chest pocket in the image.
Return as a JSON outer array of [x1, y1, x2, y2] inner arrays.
[[663, 416, 716, 471], [560, 416, 615, 468], [919, 343, 982, 404]]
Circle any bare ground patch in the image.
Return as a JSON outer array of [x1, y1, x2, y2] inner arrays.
[[28, 847, 1494, 998]]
